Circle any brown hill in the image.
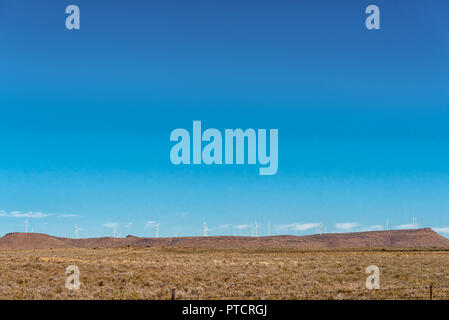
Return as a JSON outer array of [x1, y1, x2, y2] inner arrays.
[[0, 228, 448, 250]]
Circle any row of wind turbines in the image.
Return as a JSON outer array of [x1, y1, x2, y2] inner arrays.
[[201, 217, 419, 237], [203, 221, 322, 237], [22, 216, 420, 239]]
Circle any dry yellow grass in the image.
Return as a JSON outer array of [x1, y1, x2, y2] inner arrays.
[[1, 247, 449, 300]]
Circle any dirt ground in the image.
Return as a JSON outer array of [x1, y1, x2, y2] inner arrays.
[[1, 247, 449, 300]]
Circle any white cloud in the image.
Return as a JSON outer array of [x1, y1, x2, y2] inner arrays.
[[359, 225, 383, 232], [57, 214, 78, 218], [103, 222, 119, 228], [0, 210, 79, 219], [335, 222, 360, 231], [275, 223, 320, 232], [234, 224, 252, 230], [145, 221, 157, 228], [218, 224, 230, 229], [0, 210, 52, 219], [432, 227, 449, 234], [395, 223, 418, 230], [124, 222, 133, 228]]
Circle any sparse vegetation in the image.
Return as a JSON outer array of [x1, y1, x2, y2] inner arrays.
[[1, 247, 449, 299]]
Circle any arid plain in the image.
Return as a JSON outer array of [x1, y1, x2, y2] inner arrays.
[[1, 246, 449, 300]]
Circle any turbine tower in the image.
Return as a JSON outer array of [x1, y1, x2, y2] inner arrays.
[[75, 225, 80, 239], [412, 217, 418, 229], [254, 221, 258, 237], [267, 222, 271, 236], [25, 216, 29, 234], [155, 223, 160, 238], [386, 218, 389, 231], [203, 221, 208, 236], [316, 223, 323, 235]]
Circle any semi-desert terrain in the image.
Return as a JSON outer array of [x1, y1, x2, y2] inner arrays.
[[1, 229, 449, 300]]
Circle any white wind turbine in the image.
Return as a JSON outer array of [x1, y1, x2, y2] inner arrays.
[[253, 221, 258, 237], [314, 223, 323, 235], [75, 225, 80, 239], [412, 217, 418, 229], [25, 216, 29, 234], [203, 221, 208, 237], [155, 223, 160, 238]]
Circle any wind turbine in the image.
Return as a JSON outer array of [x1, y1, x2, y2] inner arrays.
[[203, 221, 208, 237], [155, 223, 160, 238], [113, 224, 117, 238], [412, 217, 418, 229], [316, 224, 323, 235], [254, 221, 258, 237], [25, 216, 29, 233], [267, 222, 271, 236], [386, 218, 389, 231], [75, 225, 80, 239]]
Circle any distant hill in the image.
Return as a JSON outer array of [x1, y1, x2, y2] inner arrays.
[[0, 228, 448, 250]]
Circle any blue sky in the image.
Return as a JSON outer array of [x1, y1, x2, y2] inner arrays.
[[0, 0, 448, 238]]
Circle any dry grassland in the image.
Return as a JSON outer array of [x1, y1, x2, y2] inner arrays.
[[1, 247, 449, 300]]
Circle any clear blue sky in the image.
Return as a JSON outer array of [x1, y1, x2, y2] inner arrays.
[[0, 0, 448, 238]]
